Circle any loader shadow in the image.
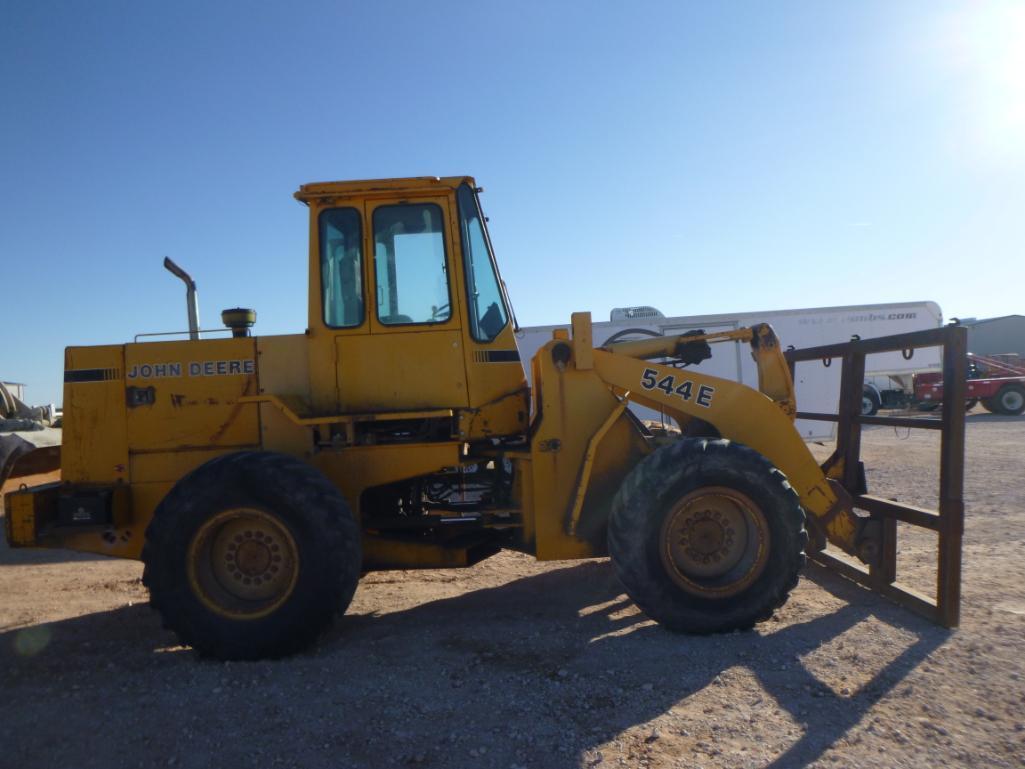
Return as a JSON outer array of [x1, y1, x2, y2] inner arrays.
[[0, 560, 949, 769]]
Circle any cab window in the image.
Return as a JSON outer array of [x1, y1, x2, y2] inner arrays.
[[373, 204, 451, 325], [457, 184, 508, 342], [319, 208, 364, 328]]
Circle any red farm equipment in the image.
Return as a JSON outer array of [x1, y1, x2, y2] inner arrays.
[[916, 353, 1025, 415]]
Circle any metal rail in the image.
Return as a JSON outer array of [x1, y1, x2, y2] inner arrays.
[[785, 325, 967, 627], [133, 328, 233, 343]]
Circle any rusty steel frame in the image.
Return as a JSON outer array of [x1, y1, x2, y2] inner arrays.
[[785, 325, 967, 628]]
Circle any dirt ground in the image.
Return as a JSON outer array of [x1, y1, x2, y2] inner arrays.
[[2, 410, 1024, 769]]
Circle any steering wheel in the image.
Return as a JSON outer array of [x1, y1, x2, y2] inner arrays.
[[432, 303, 450, 321]]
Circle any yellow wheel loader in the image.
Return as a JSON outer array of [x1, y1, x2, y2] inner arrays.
[[3, 176, 926, 659]]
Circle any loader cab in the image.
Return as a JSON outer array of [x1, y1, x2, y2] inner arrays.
[[296, 177, 528, 438]]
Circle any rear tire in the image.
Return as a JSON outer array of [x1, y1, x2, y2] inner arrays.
[[142, 451, 360, 660], [608, 438, 807, 634], [861, 388, 880, 417], [993, 384, 1025, 416]]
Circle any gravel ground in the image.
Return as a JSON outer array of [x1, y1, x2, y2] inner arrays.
[[1, 410, 1023, 769]]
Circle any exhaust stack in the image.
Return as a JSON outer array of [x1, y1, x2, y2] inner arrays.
[[163, 257, 200, 340]]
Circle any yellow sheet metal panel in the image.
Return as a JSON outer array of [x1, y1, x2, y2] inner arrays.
[[306, 332, 343, 413], [528, 342, 648, 561], [460, 322, 530, 439], [62, 345, 129, 484], [124, 337, 260, 453], [571, 312, 594, 370], [362, 536, 488, 570], [6, 489, 36, 546], [129, 447, 245, 484], [258, 405, 312, 458], [510, 455, 535, 549], [4, 484, 58, 546], [459, 389, 529, 440], [336, 331, 469, 412], [296, 176, 475, 202], [256, 334, 310, 399], [256, 334, 314, 457]]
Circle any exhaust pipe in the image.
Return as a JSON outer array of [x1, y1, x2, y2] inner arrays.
[[163, 256, 200, 340]]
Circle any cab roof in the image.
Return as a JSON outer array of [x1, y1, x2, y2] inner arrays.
[[294, 176, 476, 203]]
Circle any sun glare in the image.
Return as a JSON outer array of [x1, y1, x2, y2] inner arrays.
[[934, 1, 1025, 162]]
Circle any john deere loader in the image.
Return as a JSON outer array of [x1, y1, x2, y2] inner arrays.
[[3, 176, 965, 659]]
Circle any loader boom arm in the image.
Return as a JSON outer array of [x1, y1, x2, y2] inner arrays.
[[574, 313, 870, 560], [601, 322, 797, 418]]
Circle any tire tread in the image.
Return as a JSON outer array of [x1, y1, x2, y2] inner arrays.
[[608, 438, 807, 634], [142, 451, 360, 660]]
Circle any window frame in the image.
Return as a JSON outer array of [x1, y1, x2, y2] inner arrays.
[[318, 206, 365, 330], [370, 201, 454, 328]]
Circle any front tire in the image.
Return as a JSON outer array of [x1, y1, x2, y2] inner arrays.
[[608, 438, 806, 634], [142, 451, 361, 660]]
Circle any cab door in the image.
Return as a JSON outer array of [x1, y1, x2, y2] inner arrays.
[[335, 195, 469, 412]]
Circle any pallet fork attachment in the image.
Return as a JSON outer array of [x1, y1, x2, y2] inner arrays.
[[786, 325, 967, 628]]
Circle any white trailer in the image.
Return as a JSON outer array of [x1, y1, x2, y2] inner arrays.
[[515, 301, 943, 441]]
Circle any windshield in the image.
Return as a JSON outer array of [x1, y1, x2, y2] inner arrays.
[[457, 183, 509, 342]]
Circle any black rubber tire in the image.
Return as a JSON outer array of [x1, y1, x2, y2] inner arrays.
[[861, 388, 880, 417], [142, 451, 361, 660], [980, 397, 999, 413], [993, 384, 1025, 416], [608, 438, 807, 634]]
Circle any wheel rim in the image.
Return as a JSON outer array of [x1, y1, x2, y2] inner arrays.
[[659, 486, 770, 598], [861, 396, 874, 415], [1001, 390, 1024, 412], [187, 508, 300, 620]]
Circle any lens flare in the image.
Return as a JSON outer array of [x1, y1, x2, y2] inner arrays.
[[13, 625, 52, 657]]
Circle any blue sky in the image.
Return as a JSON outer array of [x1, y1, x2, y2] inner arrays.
[[3, 1, 1023, 405]]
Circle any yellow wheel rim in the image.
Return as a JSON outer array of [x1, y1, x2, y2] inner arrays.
[[659, 486, 770, 598], [187, 507, 300, 620]]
